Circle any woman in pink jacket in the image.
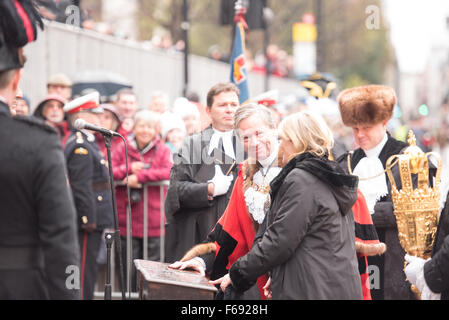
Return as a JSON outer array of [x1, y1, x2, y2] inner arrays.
[[112, 110, 173, 290]]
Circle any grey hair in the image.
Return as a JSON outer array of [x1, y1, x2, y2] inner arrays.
[[134, 109, 160, 126], [234, 102, 276, 132]]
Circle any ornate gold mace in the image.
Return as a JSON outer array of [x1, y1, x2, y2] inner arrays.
[[385, 131, 441, 299]]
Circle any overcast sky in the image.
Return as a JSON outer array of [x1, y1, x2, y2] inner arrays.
[[383, 0, 449, 73]]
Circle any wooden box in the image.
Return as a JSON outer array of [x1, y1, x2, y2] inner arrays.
[[134, 259, 217, 300]]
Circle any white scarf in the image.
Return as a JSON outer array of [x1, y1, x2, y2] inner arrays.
[[353, 134, 389, 214], [208, 128, 236, 160]]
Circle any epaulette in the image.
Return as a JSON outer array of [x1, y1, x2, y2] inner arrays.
[[65, 131, 86, 146], [13, 115, 58, 134], [65, 131, 91, 156], [65, 130, 86, 146]]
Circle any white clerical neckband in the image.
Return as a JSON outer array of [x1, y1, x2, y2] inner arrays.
[[208, 128, 236, 160]]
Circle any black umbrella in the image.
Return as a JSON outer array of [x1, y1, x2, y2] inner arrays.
[[71, 70, 133, 103]]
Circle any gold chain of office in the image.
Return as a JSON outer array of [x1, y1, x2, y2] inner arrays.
[[347, 153, 399, 181]]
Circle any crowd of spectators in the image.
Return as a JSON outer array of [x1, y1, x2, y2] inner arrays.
[[208, 44, 296, 79], [8, 71, 208, 296], [36, 1, 295, 79]]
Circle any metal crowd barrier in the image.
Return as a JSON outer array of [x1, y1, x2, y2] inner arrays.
[[94, 180, 170, 300]]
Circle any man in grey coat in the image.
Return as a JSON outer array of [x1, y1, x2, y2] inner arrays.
[[164, 83, 245, 263]]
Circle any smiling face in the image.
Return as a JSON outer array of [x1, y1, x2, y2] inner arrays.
[[237, 113, 276, 161], [207, 91, 239, 132], [116, 93, 138, 119], [133, 119, 157, 149], [15, 98, 29, 115], [351, 120, 387, 150]]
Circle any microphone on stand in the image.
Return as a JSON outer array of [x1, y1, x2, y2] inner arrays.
[[74, 118, 121, 137], [74, 117, 128, 300]]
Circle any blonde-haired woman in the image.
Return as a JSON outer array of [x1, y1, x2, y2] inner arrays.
[[277, 110, 334, 164], [212, 110, 363, 300]]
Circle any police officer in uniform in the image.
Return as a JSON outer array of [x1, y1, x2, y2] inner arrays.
[[0, 0, 80, 299], [64, 92, 114, 300]]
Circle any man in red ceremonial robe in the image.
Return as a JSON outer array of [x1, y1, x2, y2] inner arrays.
[[170, 103, 280, 299]]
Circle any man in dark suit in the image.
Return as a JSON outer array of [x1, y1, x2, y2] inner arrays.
[[64, 91, 114, 300], [165, 83, 246, 263], [0, 0, 80, 299]]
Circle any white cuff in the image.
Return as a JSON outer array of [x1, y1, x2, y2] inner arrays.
[[416, 268, 441, 300], [192, 257, 206, 271]]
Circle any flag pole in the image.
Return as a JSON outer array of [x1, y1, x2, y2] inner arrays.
[[182, 0, 189, 97], [230, 0, 250, 103], [233, 0, 248, 30], [230, 0, 246, 56]]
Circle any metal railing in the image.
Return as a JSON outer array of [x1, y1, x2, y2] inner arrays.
[[94, 180, 169, 300]]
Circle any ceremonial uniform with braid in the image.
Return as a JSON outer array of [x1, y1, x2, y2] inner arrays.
[[0, 0, 80, 299], [0, 100, 80, 299], [64, 129, 114, 300]]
